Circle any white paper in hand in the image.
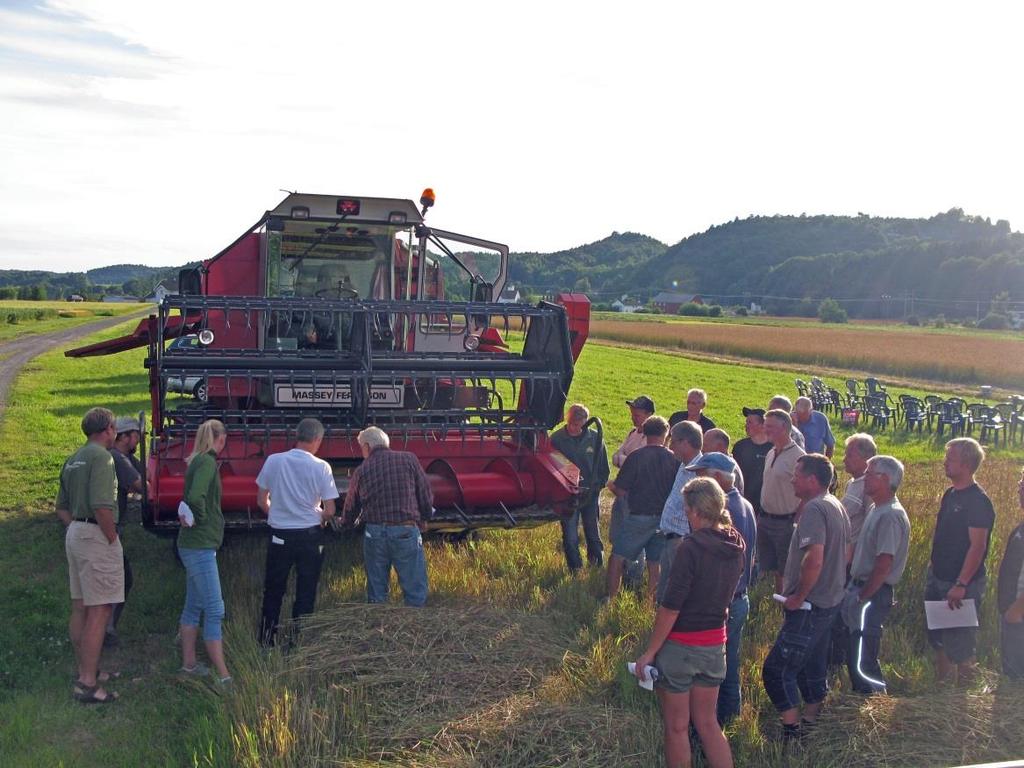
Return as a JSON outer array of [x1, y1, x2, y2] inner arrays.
[[627, 662, 659, 691], [925, 599, 979, 630], [773, 593, 812, 610], [177, 500, 195, 527]]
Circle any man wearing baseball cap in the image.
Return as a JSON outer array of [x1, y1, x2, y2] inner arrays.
[[611, 396, 657, 585], [106, 416, 145, 647], [685, 452, 756, 725]]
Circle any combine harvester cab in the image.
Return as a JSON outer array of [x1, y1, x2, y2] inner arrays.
[[68, 191, 591, 534]]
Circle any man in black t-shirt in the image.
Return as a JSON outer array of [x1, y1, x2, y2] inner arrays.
[[732, 407, 771, 515], [997, 468, 1024, 678], [925, 438, 995, 685], [668, 388, 715, 433], [106, 417, 145, 647], [606, 416, 680, 603]]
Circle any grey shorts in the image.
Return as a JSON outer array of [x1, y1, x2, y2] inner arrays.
[[925, 568, 984, 663], [612, 513, 665, 562], [756, 514, 795, 574], [655, 640, 726, 694]]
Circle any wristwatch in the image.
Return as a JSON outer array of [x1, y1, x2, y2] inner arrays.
[[954, 580, 968, 589]]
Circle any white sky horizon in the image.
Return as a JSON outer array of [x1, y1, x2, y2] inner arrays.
[[2, 0, 1023, 272]]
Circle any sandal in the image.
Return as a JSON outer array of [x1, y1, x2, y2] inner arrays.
[[70, 670, 120, 685], [73, 682, 119, 705]]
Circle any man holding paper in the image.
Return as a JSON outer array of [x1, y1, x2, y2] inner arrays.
[[761, 453, 850, 743], [925, 438, 995, 686]]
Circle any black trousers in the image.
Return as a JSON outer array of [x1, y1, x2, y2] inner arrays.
[[845, 583, 894, 693], [259, 526, 326, 646]]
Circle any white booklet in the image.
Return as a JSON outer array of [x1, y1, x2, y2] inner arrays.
[[177, 500, 195, 527], [925, 599, 979, 630]]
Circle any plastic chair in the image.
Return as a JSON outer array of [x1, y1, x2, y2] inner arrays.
[[936, 400, 965, 437], [865, 377, 886, 397], [977, 406, 1005, 447], [924, 395, 944, 429], [899, 395, 928, 433], [864, 394, 893, 431], [964, 403, 989, 435]]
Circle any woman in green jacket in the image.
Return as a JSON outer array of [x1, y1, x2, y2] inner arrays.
[[177, 419, 231, 685]]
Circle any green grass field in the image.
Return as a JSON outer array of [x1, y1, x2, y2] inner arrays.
[[0, 300, 148, 344], [1, 320, 1023, 767]]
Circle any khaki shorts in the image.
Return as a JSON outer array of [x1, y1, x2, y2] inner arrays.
[[66, 522, 124, 606], [655, 640, 726, 694]]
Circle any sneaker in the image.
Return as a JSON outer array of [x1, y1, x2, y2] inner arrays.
[[215, 676, 233, 693], [179, 662, 210, 677]]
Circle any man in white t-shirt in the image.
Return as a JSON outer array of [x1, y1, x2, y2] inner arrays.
[[256, 418, 340, 646]]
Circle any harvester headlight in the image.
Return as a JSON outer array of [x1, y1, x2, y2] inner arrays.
[[388, 211, 408, 224], [290, 206, 310, 219], [198, 329, 215, 346], [463, 334, 480, 351]]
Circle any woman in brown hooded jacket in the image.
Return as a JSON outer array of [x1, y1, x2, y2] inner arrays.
[[633, 477, 745, 768]]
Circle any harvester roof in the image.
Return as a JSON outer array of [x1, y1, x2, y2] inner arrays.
[[267, 193, 424, 226]]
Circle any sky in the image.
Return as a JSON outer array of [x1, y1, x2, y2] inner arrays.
[[2, 0, 1023, 272]]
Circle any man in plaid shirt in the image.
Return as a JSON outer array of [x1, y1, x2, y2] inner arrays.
[[343, 427, 432, 606]]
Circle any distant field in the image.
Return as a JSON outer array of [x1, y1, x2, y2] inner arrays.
[[591, 316, 1024, 389], [0, 300, 149, 343]]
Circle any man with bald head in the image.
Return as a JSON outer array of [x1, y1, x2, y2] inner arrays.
[[793, 396, 835, 458]]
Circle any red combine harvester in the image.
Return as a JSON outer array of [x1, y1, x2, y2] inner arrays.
[[67, 190, 591, 534]]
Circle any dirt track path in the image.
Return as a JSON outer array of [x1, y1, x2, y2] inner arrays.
[[0, 312, 148, 422]]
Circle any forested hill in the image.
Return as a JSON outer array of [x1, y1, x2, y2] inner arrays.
[[506, 232, 668, 296], [634, 209, 1024, 312], [0, 263, 183, 299], [507, 209, 1024, 317]]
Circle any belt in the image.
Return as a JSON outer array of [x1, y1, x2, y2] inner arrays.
[[852, 578, 867, 587], [270, 525, 322, 535], [664, 532, 683, 540], [73, 517, 100, 525], [759, 512, 796, 521], [383, 519, 419, 527]]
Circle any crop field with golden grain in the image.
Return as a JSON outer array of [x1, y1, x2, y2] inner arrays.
[[590, 317, 1024, 389]]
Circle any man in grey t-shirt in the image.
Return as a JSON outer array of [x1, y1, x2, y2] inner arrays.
[[842, 455, 910, 694], [762, 453, 850, 741], [841, 433, 877, 548]]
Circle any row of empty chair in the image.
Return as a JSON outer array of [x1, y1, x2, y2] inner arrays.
[[795, 377, 1024, 447]]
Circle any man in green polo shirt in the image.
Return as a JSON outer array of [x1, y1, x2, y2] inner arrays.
[[56, 407, 123, 704]]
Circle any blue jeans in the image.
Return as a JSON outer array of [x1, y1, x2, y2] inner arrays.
[[363, 524, 428, 607], [561, 495, 603, 571], [761, 604, 839, 712], [718, 592, 750, 724], [178, 546, 225, 641]]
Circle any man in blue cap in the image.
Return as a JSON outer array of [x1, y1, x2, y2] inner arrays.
[[685, 451, 756, 725]]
